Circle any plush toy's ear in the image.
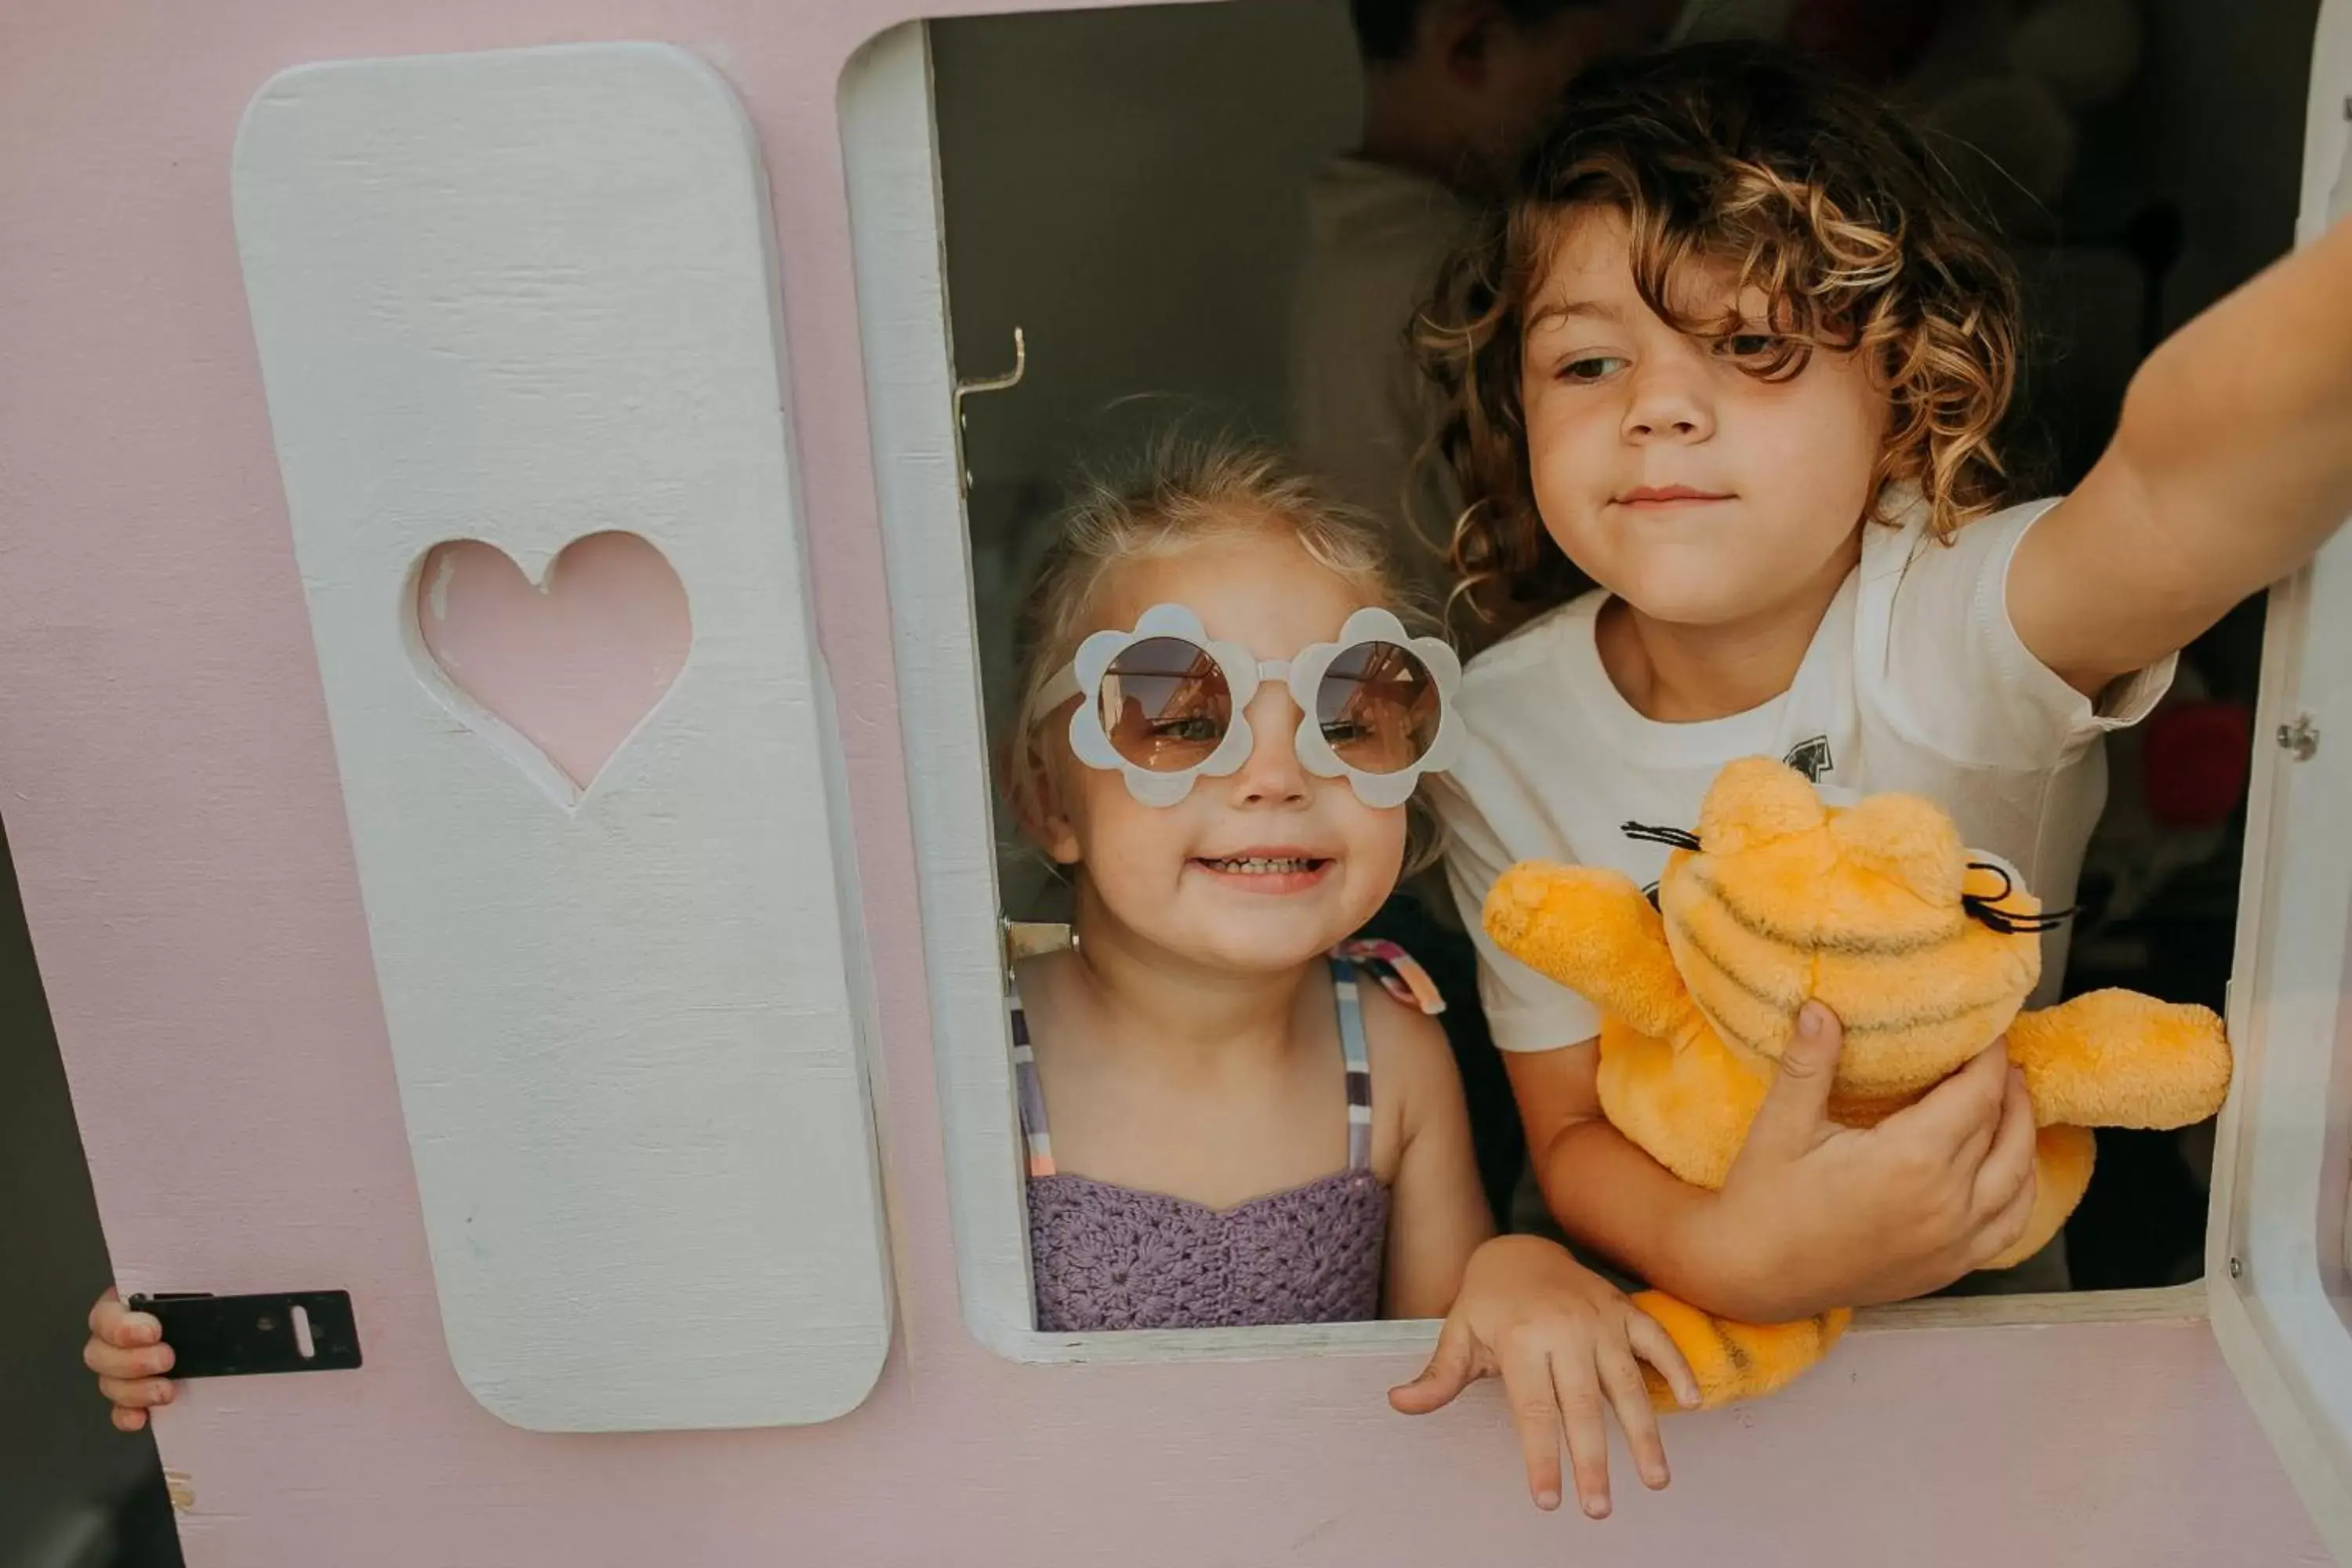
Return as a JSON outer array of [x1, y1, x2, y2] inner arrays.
[[1697, 757, 1828, 855], [1827, 792, 1967, 907]]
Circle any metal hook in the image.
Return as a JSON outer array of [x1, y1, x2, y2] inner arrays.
[[953, 326, 1026, 495], [956, 326, 1027, 412]]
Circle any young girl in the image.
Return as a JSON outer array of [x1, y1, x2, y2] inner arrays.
[[1419, 42, 2352, 1323], [85, 440, 1704, 1519]]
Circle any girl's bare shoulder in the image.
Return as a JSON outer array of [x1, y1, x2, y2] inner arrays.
[[1347, 956, 1463, 1126]]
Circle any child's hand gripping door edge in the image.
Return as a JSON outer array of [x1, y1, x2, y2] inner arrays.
[[85, 1287, 175, 1432]]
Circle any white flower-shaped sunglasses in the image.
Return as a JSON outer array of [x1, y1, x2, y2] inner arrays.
[[1038, 604, 1464, 808]]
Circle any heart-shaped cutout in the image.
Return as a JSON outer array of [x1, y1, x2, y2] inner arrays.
[[415, 532, 691, 793]]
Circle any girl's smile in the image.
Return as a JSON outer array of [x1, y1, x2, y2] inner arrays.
[[1187, 847, 1340, 895]]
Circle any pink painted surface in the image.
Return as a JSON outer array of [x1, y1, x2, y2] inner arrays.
[[413, 533, 691, 789], [0, 2, 2328, 1564]]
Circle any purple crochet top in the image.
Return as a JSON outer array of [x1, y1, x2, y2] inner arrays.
[[1012, 949, 1424, 1333]]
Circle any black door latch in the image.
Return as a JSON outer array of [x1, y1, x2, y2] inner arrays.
[[125, 1290, 362, 1378]]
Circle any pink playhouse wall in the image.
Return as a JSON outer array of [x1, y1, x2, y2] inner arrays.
[[0, 0, 2330, 1563]]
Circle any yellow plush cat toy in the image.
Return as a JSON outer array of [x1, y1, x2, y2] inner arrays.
[[1483, 757, 2231, 1412]]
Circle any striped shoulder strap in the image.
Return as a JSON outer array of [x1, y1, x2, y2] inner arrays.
[[1007, 973, 1055, 1178], [1327, 956, 1376, 1172], [1330, 937, 1446, 1016], [1327, 938, 1446, 1172]]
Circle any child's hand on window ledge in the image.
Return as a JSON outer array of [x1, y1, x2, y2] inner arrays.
[[1388, 1235, 1697, 1519], [85, 1288, 175, 1432]]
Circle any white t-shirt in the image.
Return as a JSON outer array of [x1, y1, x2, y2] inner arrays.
[[1430, 497, 2177, 1055], [1287, 157, 1473, 611]]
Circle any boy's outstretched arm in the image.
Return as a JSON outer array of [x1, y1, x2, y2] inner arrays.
[[2012, 213, 2352, 696]]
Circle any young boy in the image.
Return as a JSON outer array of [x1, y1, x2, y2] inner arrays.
[[1422, 43, 2352, 1315]]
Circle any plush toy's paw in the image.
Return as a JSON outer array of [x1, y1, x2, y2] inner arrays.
[[1629, 1290, 1850, 1412], [2005, 990, 2230, 1130], [1483, 862, 1650, 975], [1979, 1123, 2096, 1272], [1483, 862, 1692, 1040]]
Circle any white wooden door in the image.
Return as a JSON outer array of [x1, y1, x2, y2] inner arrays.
[[2208, 3, 2352, 1556], [232, 42, 894, 1432]]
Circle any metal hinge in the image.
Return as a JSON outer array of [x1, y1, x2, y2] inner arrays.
[[125, 1290, 361, 1377], [1001, 920, 1075, 971]]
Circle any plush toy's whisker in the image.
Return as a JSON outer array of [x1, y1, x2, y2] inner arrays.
[[1962, 860, 2074, 934], [1965, 903, 2074, 935], [1623, 821, 1703, 852]]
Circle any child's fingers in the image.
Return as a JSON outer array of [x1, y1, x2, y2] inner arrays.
[[89, 1289, 161, 1348], [1626, 1312, 1701, 1412], [1500, 1341, 1566, 1512], [1598, 1346, 1671, 1491], [84, 1337, 173, 1381], [1969, 1069, 2038, 1217], [1940, 1048, 2012, 1174], [1388, 1316, 1479, 1416], [1888, 1042, 2009, 1159], [1743, 1001, 1842, 1164], [1549, 1352, 1615, 1519], [110, 1406, 150, 1434], [96, 1374, 175, 1413], [1971, 1131, 2042, 1267]]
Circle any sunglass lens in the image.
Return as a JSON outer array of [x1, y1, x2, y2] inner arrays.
[[1316, 641, 1440, 775], [1099, 637, 1232, 772]]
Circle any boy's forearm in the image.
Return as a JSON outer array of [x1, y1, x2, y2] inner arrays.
[[1533, 1116, 1780, 1322], [2114, 213, 2352, 592], [2016, 216, 2352, 688]]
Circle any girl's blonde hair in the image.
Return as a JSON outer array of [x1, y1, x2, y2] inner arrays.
[[1002, 436, 1436, 862], [1419, 42, 2023, 637]]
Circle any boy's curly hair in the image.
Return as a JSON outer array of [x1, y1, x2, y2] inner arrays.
[[1418, 42, 2023, 633]]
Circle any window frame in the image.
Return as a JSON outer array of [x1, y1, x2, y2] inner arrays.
[[842, 13, 2209, 1367]]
